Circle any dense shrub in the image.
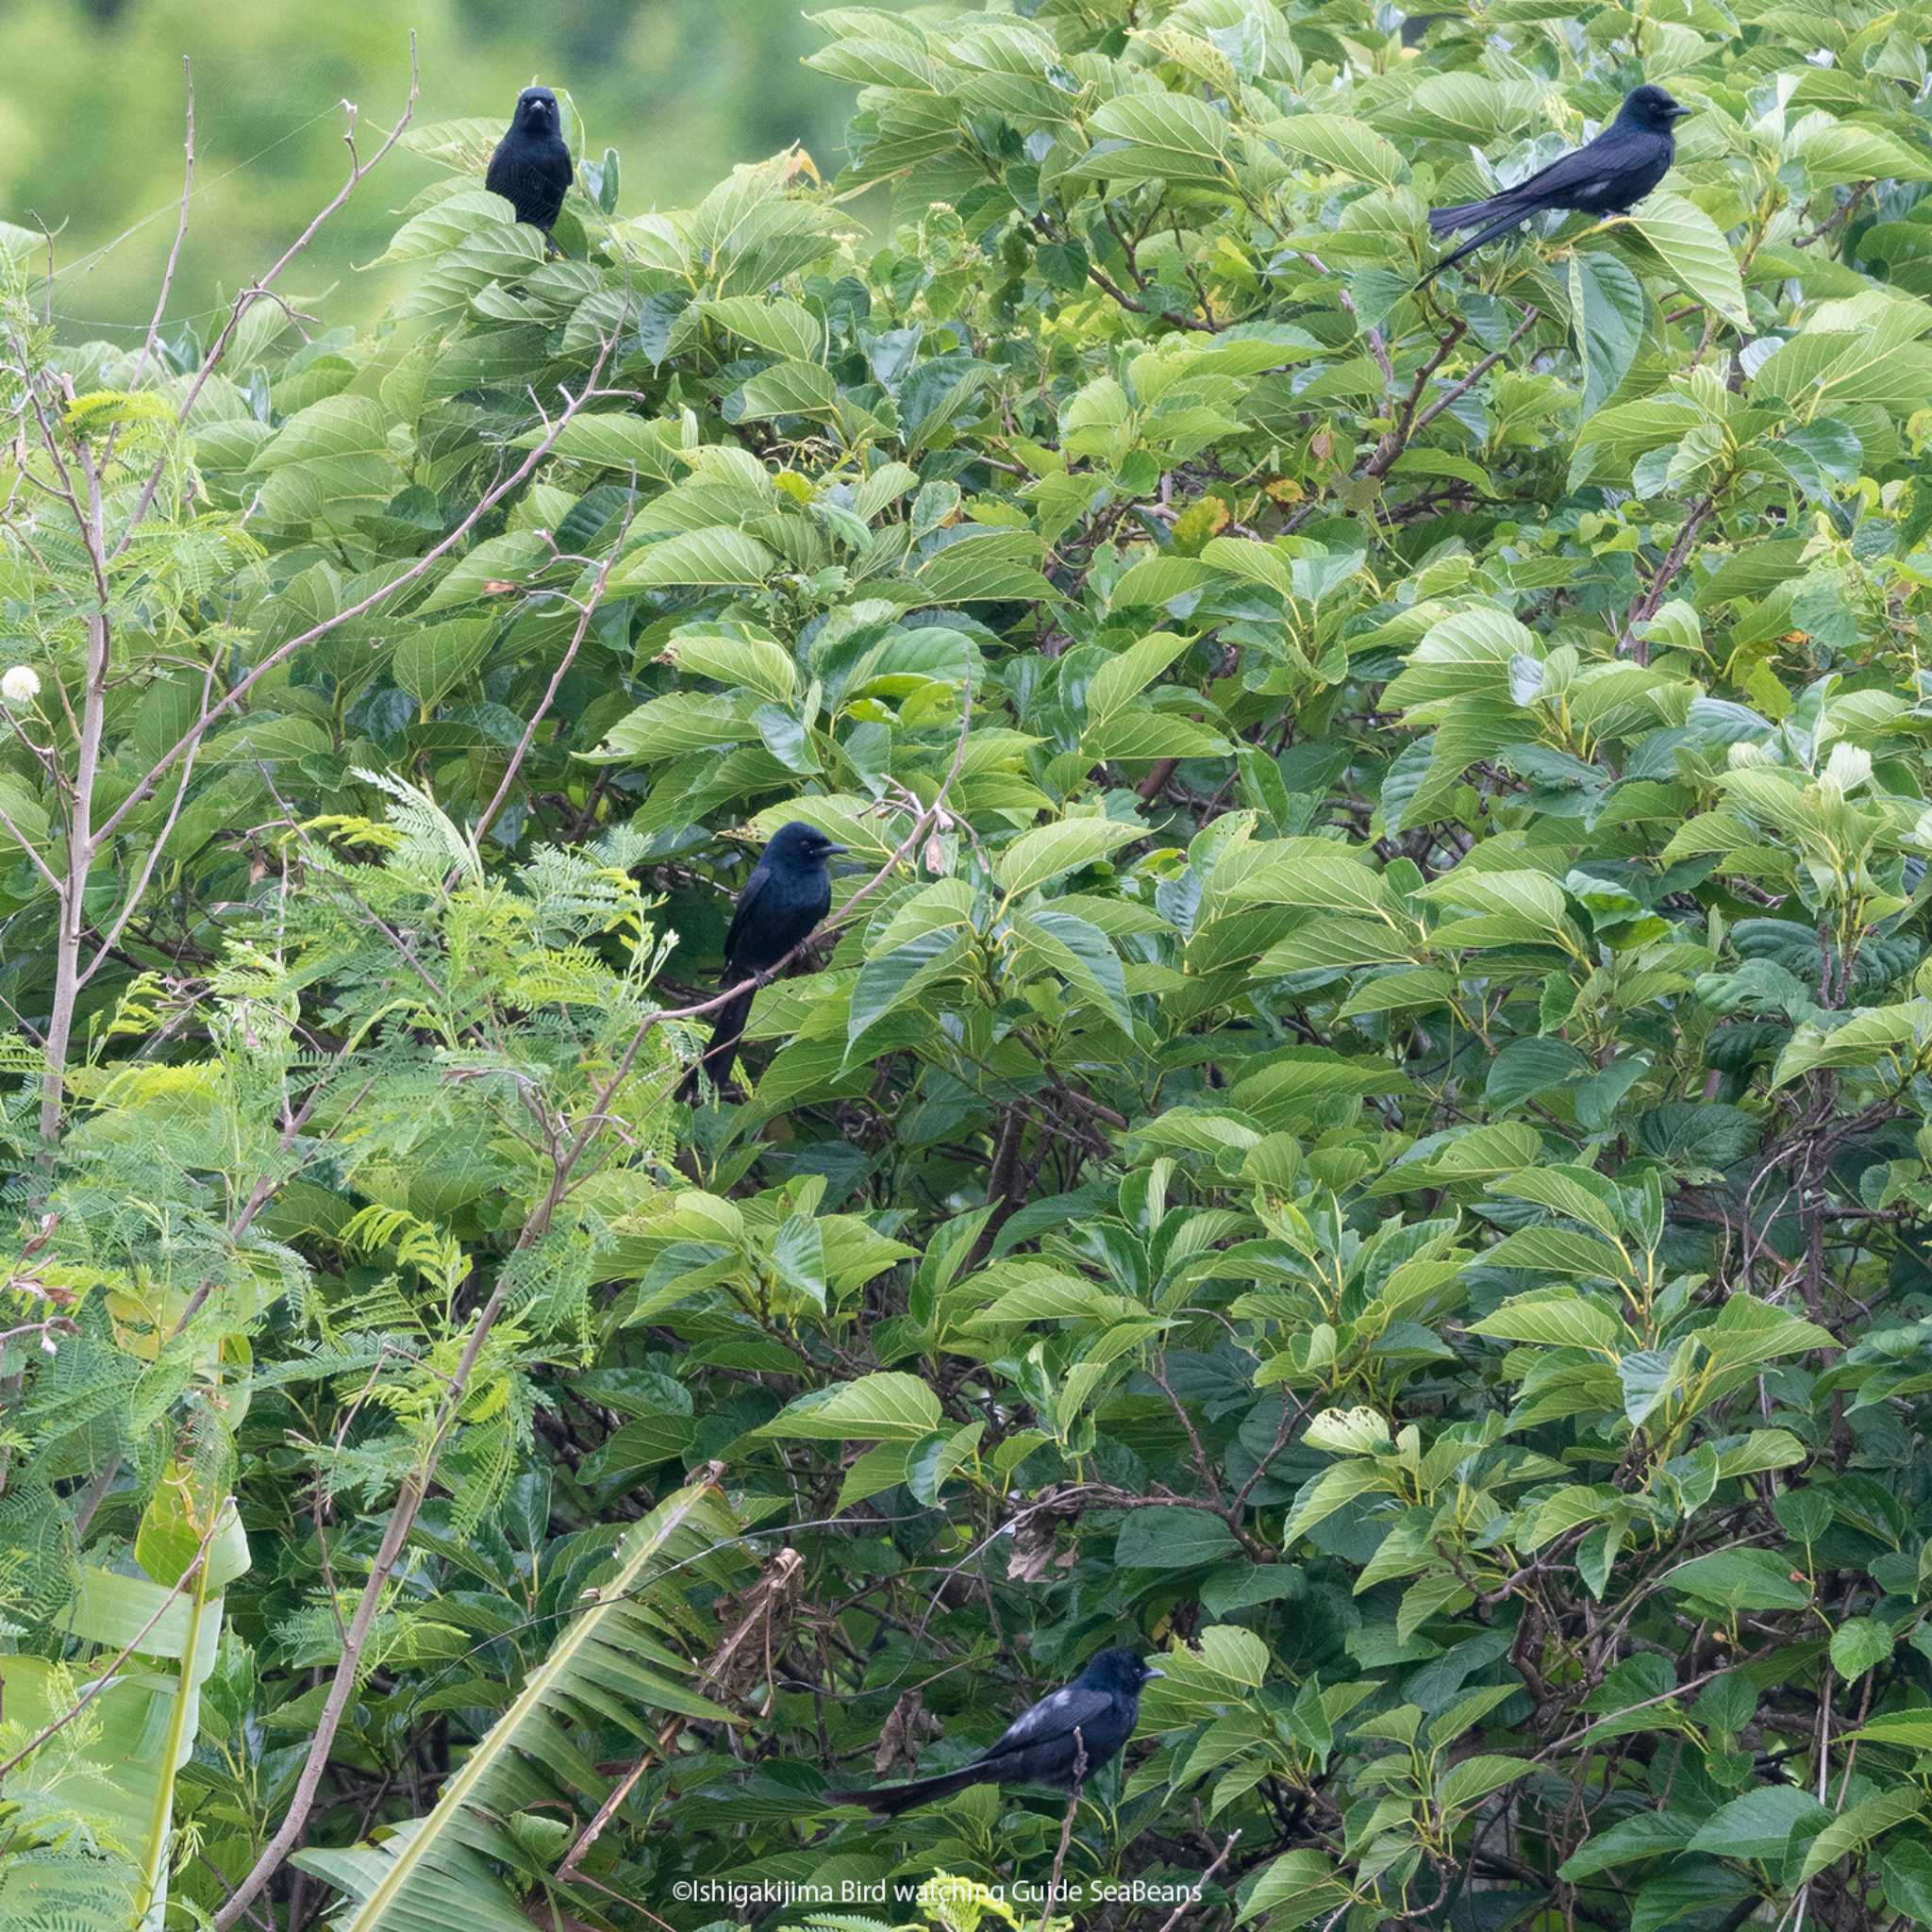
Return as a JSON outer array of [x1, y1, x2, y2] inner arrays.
[[5, 5, 1932, 1931]]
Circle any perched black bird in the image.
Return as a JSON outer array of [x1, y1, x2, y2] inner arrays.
[[827, 1648, 1164, 1819], [1422, 83, 1691, 284], [487, 86, 575, 233], [678, 822, 846, 1103]]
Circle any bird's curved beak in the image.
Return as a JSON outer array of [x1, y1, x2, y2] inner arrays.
[[1144, 1667, 1167, 1679], [1668, 104, 1693, 120], [824, 842, 850, 856]]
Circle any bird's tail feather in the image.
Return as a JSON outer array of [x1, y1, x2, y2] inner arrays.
[[1427, 190, 1527, 236], [1418, 210, 1529, 286], [826, 1761, 991, 1819], [676, 985, 755, 1104]]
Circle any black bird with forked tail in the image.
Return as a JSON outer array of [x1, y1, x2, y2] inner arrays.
[[1421, 84, 1692, 284], [826, 1648, 1164, 1819], [677, 822, 846, 1104]]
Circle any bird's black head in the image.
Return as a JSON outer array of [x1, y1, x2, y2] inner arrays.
[[1620, 84, 1692, 131], [1076, 1648, 1166, 1696], [512, 87, 561, 135], [765, 821, 848, 867]]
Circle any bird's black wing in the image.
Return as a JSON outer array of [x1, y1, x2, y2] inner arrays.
[[721, 860, 776, 974], [978, 1683, 1115, 1763], [1513, 131, 1656, 207], [531, 146, 575, 201], [1460, 130, 1661, 222], [487, 142, 573, 227]]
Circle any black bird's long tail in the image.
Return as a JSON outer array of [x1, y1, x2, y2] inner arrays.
[[825, 1761, 995, 1818], [1418, 204, 1534, 285], [677, 985, 754, 1103], [1428, 196, 1510, 234]]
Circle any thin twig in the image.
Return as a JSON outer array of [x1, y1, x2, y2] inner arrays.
[[127, 58, 195, 395], [93, 331, 617, 857], [1410, 307, 1541, 439], [1620, 491, 1717, 659], [0, 798, 62, 896], [75, 658, 219, 990], [208, 1274, 508, 1930], [474, 494, 636, 844], [1152, 1829, 1242, 1932], [112, 38, 422, 556], [558, 1545, 802, 1880], [1038, 1730, 1089, 1932]]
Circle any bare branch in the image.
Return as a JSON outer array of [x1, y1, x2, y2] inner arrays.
[[1620, 491, 1718, 660], [1039, 1729, 1089, 1932], [111, 36, 422, 559], [209, 1267, 508, 1931], [75, 659, 219, 989], [93, 332, 617, 857], [128, 58, 195, 396], [474, 491, 638, 845], [1152, 1829, 1242, 1932], [0, 797, 62, 897]]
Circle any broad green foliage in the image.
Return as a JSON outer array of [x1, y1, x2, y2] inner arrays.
[[5, 2, 1932, 1930]]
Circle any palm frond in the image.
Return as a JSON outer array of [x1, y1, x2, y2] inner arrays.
[[295, 1475, 747, 1931]]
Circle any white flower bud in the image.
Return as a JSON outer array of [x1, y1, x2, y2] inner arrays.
[[0, 665, 41, 707]]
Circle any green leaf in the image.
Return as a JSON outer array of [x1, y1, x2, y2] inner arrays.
[[662, 624, 799, 701], [1384, 606, 1541, 708], [393, 619, 496, 709], [1558, 1810, 1699, 1879], [1668, 1548, 1812, 1612], [1470, 1290, 1623, 1348], [1115, 1507, 1240, 1570], [1073, 93, 1240, 191], [846, 928, 969, 1058], [1237, 1850, 1351, 1927], [421, 531, 556, 614], [1625, 191, 1747, 326], [759, 1373, 945, 1442], [1399, 72, 1546, 145], [1686, 1784, 1832, 1862], [1795, 118, 1932, 189], [591, 691, 762, 760], [908, 529, 1056, 604], [995, 817, 1143, 894], [1884, 1841, 1932, 1926], [1851, 1712, 1932, 1749], [1086, 632, 1194, 726], [1260, 112, 1404, 189], [701, 294, 826, 363], [1362, 1123, 1545, 1196], [1488, 1166, 1624, 1241], [520, 411, 688, 479], [1797, 1786, 1925, 1884], [1476, 1228, 1628, 1282], [608, 527, 778, 591], [379, 189, 521, 262], [1773, 999, 1932, 1089], [1436, 1753, 1527, 1817], [726, 358, 841, 423], [1008, 909, 1132, 1032], [1285, 1460, 1396, 1543], [1568, 248, 1646, 419]]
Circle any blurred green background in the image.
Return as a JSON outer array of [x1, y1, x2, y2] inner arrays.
[[13, 0, 885, 341]]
